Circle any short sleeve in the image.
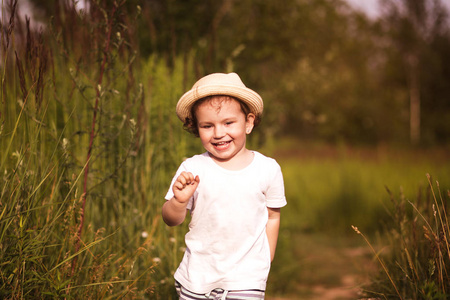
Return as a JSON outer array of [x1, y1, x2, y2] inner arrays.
[[265, 162, 287, 208]]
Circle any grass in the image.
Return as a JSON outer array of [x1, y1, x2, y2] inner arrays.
[[2, 2, 450, 299], [356, 174, 450, 299], [1, 2, 196, 298], [264, 139, 450, 298], [272, 140, 450, 235]]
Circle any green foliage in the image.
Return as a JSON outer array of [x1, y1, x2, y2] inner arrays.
[[268, 140, 450, 297], [275, 140, 450, 235], [105, 0, 450, 145], [0, 1, 199, 298], [356, 175, 450, 299], [2, 0, 450, 298], [20, 0, 450, 145]]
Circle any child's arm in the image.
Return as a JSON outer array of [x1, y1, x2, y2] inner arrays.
[[162, 171, 200, 226], [266, 207, 281, 262]]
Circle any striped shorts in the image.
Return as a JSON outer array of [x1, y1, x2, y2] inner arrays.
[[175, 281, 265, 300]]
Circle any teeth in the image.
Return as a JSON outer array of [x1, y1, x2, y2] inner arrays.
[[214, 141, 229, 145]]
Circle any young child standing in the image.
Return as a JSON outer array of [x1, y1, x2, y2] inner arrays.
[[162, 73, 286, 300]]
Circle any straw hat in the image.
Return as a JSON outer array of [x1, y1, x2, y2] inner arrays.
[[176, 72, 263, 122]]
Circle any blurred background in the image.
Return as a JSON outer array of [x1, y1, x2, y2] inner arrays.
[[1, 0, 449, 299], [13, 0, 450, 146]]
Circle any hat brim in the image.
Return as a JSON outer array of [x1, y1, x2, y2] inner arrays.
[[176, 84, 263, 122]]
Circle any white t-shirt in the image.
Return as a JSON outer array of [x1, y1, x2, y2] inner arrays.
[[165, 151, 287, 294]]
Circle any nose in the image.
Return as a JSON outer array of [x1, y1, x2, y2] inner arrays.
[[213, 125, 225, 139]]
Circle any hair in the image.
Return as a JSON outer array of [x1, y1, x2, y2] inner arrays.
[[183, 95, 261, 137]]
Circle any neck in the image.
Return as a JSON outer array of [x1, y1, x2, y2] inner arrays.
[[210, 149, 254, 171]]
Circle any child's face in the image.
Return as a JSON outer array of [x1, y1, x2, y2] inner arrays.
[[194, 98, 255, 164]]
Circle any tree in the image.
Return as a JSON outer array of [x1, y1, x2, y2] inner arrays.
[[21, 0, 450, 145], [379, 0, 449, 145]]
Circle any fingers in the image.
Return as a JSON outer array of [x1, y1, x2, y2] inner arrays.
[[172, 172, 199, 204], [174, 172, 198, 190]]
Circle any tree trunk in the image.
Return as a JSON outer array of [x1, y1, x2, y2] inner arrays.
[[409, 54, 420, 145]]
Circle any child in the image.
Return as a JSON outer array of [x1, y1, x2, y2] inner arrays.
[[162, 73, 286, 300]]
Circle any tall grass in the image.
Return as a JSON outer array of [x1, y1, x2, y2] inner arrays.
[[267, 141, 450, 297], [2, 2, 449, 299], [0, 1, 199, 298], [355, 174, 450, 299], [268, 141, 450, 299]]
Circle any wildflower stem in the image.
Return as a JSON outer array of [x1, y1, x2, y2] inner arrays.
[[352, 225, 403, 300], [71, 3, 119, 277], [426, 174, 450, 262]]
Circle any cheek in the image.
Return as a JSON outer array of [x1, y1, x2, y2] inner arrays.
[[198, 129, 211, 141]]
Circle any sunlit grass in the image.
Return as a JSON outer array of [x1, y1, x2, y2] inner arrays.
[[2, 2, 450, 298], [265, 139, 450, 298], [353, 175, 450, 299], [0, 3, 195, 298], [273, 140, 450, 234]]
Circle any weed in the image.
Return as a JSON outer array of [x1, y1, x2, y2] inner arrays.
[[0, 1, 195, 298], [355, 174, 450, 299]]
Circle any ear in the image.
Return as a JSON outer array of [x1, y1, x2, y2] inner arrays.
[[245, 113, 255, 134]]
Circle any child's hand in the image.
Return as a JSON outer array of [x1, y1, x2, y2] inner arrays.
[[173, 171, 200, 204]]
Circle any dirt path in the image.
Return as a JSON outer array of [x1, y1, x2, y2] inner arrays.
[[266, 234, 376, 300]]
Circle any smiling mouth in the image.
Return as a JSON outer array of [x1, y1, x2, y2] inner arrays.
[[212, 141, 232, 149]]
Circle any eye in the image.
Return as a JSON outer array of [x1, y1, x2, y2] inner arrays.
[[225, 121, 234, 126], [200, 124, 212, 129]]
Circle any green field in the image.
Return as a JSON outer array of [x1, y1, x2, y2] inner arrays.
[[265, 140, 450, 298], [1, 61, 449, 297], [274, 141, 450, 235], [2, 2, 449, 297]]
